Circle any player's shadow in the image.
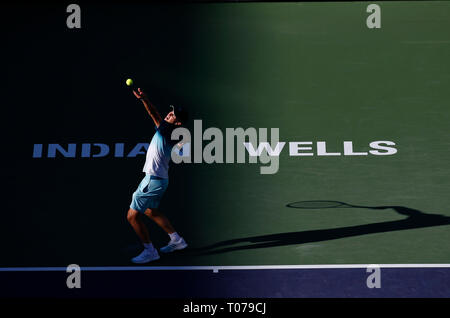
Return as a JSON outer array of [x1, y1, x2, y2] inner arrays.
[[195, 201, 450, 256]]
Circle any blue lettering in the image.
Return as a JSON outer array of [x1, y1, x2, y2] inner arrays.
[[48, 144, 77, 158], [33, 144, 43, 158], [81, 143, 91, 157], [127, 143, 149, 157], [92, 143, 109, 158], [114, 143, 125, 157]]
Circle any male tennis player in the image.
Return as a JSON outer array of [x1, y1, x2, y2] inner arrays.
[[127, 88, 188, 264]]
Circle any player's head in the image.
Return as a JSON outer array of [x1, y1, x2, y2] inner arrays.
[[165, 105, 189, 126]]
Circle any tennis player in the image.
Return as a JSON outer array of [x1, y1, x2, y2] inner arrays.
[[127, 88, 188, 264]]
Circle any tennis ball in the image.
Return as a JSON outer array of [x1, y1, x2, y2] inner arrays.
[[126, 78, 133, 86]]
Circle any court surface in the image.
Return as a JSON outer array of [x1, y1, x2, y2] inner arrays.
[[2, 1, 450, 297]]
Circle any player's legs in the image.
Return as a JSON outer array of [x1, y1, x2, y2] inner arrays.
[[144, 208, 187, 252], [144, 208, 176, 234], [128, 175, 186, 257], [145, 208, 188, 253], [127, 208, 159, 263], [127, 208, 151, 244]]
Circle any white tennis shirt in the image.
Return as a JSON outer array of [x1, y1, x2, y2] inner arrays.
[[143, 121, 176, 179]]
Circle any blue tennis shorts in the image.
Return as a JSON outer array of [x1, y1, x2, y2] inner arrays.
[[130, 174, 169, 213]]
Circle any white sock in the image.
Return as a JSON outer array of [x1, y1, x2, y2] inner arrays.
[[169, 232, 181, 241], [143, 243, 155, 251]]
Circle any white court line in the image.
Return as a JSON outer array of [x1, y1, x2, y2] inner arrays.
[[0, 264, 450, 272]]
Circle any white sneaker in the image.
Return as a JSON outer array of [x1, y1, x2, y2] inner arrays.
[[131, 248, 160, 264], [160, 237, 188, 253]]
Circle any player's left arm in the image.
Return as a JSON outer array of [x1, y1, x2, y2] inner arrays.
[[133, 88, 163, 127]]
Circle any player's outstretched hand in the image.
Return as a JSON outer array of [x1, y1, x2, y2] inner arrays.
[[133, 88, 148, 100]]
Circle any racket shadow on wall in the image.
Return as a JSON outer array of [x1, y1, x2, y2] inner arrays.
[[197, 201, 450, 256]]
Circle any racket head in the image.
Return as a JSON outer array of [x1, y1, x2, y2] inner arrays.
[[286, 200, 348, 209]]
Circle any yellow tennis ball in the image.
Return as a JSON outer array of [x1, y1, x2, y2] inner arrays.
[[126, 78, 133, 86]]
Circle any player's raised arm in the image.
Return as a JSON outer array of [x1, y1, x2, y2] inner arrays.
[[133, 88, 163, 127]]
